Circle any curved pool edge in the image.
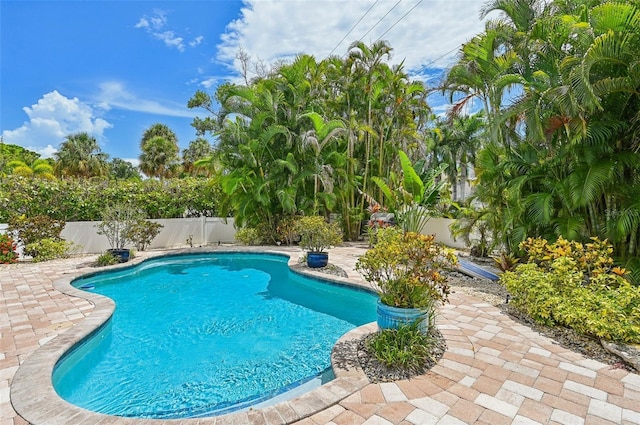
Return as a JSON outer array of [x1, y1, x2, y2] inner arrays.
[[10, 246, 375, 425]]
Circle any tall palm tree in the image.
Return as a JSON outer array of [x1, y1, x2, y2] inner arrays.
[[139, 136, 180, 179], [182, 138, 213, 176], [54, 132, 109, 178]]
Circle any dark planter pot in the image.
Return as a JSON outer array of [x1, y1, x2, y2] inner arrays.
[[376, 300, 431, 333], [306, 251, 329, 268], [107, 248, 130, 263]]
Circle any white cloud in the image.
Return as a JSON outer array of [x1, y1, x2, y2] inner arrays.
[[200, 77, 219, 89], [155, 30, 185, 51], [190, 36, 204, 47], [1, 91, 112, 158], [122, 158, 140, 167], [136, 10, 203, 52], [96, 81, 196, 118], [217, 0, 486, 77]]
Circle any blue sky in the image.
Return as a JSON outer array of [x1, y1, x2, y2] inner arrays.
[[1, 0, 486, 164]]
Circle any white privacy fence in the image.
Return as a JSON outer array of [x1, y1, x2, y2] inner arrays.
[[0, 217, 236, 254], [1, 216, 466, 255]]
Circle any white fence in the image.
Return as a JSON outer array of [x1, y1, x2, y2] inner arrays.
[[0, 218, 236, 254], [420, 217, 467, 249], [1, 216, 467, 255]]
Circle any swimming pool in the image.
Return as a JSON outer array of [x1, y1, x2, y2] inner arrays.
[[53, 253, 377, 419]]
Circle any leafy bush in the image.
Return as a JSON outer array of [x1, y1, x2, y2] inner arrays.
[[25, 238, 76, 262], [276, 216, 301, 246], [235, 227, 261, 245], [7, 215, 65, 248], [356, 227, 457, 309], [95, 205, 140, 250], [126, 220, 164, 251], [295, 216, 342, 253], [96, 251, 119, 267], [367, 321, 438, 373], [0, 233, 19, 264], [501, 237, 640, 343], [0, 175, 220, 222]]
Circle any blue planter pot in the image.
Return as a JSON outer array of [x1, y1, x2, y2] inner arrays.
[[376, 300, 431, 333], [107, 248, 130, 263], [306, 252, 329, 268]]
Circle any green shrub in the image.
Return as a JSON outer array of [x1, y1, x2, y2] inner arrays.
[[126, 220, 164, 251], [25, 238, 76, 262], [276, 216, 301, 246], [295, 216, 342, 253], [96, 251, 119, 267], [7, 215, 65, 247], [0, 233, 19, 264], [356, 227, 457, 309], [501, 237, 640, 343], [367, 321, 438, 372], [0, 175, 220, 222], [235, 227, 261, 245]]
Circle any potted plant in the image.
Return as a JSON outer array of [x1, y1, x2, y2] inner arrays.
[[95, 204, 140, 262], [356, 227, 457, 332], [295, 216, 343, 268]]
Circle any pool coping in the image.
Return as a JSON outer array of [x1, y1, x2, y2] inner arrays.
[[10, 247, 376, 425]]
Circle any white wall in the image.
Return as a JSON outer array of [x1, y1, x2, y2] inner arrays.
[[0, 217, 237, 254], [2, 216, 467, 253], [420, 217, 468, 249]]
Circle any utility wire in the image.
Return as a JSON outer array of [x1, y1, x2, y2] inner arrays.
[[328, 0, 380, 57], [374, 0, 423, 42], [416, 44, 461, 73], [357, 0, 402, 43]]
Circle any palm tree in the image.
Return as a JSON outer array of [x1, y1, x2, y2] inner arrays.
[[54, 132, 109, 178], [139, 136, 180, 179], [433, 113, 486, 201], [182, 138, 213, 176], [8, 159, 56, 180]]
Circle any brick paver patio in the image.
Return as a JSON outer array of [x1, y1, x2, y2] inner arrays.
[[2, 245, 639, 424]]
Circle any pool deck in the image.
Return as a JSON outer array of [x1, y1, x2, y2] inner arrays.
[[2, 244, 640, 425]]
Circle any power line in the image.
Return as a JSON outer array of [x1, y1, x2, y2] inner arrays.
[[417, 44, 461, 73], [328, 0, 380, 57], [357, 0, 402, 43], [374, 0, 423, 42]]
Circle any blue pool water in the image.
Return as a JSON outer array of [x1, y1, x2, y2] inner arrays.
[[53, 253, 377, 419]]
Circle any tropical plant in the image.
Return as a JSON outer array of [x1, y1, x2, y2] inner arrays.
[[355, 227, 457, 309], [95, 205, 140, 250], [8, 159, 55, 180], [188, 42, 432, 241], [295, 216, 342, 253], [367, 150, 447, 233], [234, 227, 262, 246], [366, 320, 440, 374], [7, 215, 65, 252], [126, 220, 163, 251], [501, 236, 640, 343], [95, 251, 119, 267], [109, 158, 140, 180], [0, 175, 219, 222], [182, 138, 214, 176], [0, 143, 39, 175], [54, 132, 109, 178], [25, 238, 77, 262], [0, 233, 19, 264], [275, 216, 301, 246], [442, 0, 640, 276], [139, 123, 180, 179]]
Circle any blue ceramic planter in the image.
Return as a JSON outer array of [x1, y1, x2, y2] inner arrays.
[[376, 300, 430, 333], [107, 248, 130, 263], [306, 252, 329, 268]]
